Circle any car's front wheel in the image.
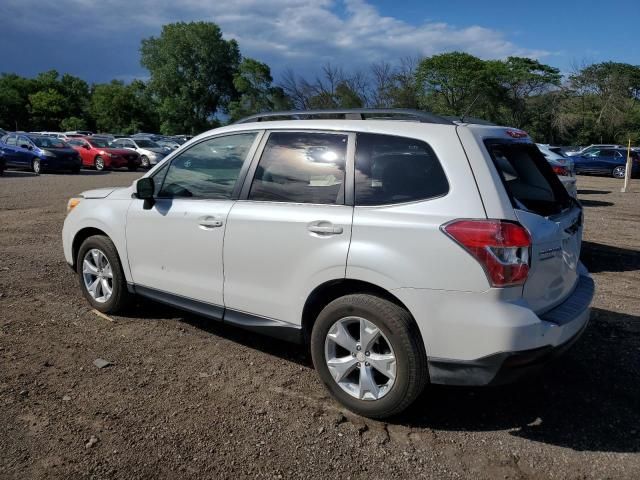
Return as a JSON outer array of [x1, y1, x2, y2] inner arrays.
[[140, 155, 150, 168], [32, 158, 41, 175], [311, 294, 428, 419], [94, 156, 105, 171], [77, 235, 131, 314]]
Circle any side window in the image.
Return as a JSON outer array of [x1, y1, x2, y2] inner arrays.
[[158, 133, 257, 199], [248, 132, 347, 204], [18, 136, 31, 148], [354, 133, 449, 206], [151, 162, 170, 196], [5, 135, 17, 146]]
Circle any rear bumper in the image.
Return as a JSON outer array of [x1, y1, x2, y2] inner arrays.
[[426, 274, 594, 386]]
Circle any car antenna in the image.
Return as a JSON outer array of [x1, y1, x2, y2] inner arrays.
[[460, 94, 481, 122]]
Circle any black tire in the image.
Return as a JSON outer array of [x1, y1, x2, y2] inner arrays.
[[140, 155, 150, 168], [310, 294, 428, 419], [77, 235, 132, 314], [94, 156, 105, 171], [32, 158, 41, 175]]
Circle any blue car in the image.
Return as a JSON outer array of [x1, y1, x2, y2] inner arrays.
[[573, 148, 640, 179], [0, 133, 82, 174]]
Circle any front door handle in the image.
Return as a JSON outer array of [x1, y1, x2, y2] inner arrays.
[[308, 224, 343, 235], [199, 217, 223, 229]]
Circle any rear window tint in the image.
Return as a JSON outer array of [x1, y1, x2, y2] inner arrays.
[[354, 133, 448, 206], [485, 140, 572, 217]]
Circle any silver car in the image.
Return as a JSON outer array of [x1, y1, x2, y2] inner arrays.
[[63, 109, 593, 418], [111, 138, 167, 168]]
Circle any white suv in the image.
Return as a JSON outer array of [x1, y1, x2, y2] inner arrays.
[[62, 109, 593, 418]]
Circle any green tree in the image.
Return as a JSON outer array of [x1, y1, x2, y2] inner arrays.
[[228, 58, 291, 122], [488, 57, 561, 128], [140, 21, 241, 134], [416, 52, 490, 116], [560, 62, 640, 143], [90, 80, 158, 133], [60, 116, 87, 131], [28, 88, 67, 130], [0, 73, 34, 130]]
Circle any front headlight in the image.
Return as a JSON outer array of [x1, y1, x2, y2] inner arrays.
[[43, 150, 57, 158], [67, 197, 83, 214]]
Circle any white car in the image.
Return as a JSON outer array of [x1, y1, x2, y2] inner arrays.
[[536, 143, 577, 198], [62, 109, 593, 418], [110, 138, 167, 168]]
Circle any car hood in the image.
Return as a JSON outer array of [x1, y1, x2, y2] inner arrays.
[[81, 187, 122, 199], [42, 147, 78, 156]]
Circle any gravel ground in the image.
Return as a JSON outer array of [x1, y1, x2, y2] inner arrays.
[[0, 169, 639, 479]]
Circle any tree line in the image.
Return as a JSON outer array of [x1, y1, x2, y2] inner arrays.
[[1, 21, 639, 145]]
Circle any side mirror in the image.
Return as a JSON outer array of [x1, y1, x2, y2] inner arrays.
[[136, 177, 154, 199], [136, 177, 155, 209], [20, 144, 30, 149], [84, 145, 91, 149]]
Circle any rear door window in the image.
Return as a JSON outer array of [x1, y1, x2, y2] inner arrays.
[[248, 131, 347, 205], [354, 133, 448, 205], [485, 141, 572, 217]]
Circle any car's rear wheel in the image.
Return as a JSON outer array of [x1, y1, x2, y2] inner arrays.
[[32, 158, 41, 175], [310, 294, 428, 419], [77, 235, 131, 314], [94, 156, 105, 171], [612, 166, 626, 178], [140, 155, 150, 168]]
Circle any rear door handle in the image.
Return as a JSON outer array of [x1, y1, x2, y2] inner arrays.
[[308, 224, 343, 235]]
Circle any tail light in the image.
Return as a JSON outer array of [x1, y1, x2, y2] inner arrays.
[[552, 165, 569, 176], [442, 219, 531, 287]]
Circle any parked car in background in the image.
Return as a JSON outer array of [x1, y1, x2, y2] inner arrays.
[[156, 139, 181, 151], [63, 109, 592, 419], [573, 148, 640, 178], [65, 130, 93, 137], [0, 133, 81, 174], [566, 144, 622, 157], [536, 144, 577, 197], [0, 128, 7, 137], [110, 138, 167, 168], [67, 136, 141, 171], [0, 151, 5, 175]]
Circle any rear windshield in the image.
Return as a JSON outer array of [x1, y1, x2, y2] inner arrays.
[[484, 140, 573, 217]]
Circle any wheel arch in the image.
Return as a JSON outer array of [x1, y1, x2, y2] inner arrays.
[[71, 227, 111, 271], [301, 278, 420, 345]]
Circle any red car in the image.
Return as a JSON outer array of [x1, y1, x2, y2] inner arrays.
[[68, 137, 141, 171]]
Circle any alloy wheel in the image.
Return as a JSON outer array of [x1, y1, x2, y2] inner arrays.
[[613, 166, 626, 178], [82, 249, 113, 303], [324, 316, 397, 401], [32, 159, 40, 174]]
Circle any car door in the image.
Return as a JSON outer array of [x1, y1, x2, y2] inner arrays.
[[125, 131, 262, 313], [595, 149, 619, 174], [17, 136, 34, 166], [223, 130, 354, 327], [2, 134, 19, 166]]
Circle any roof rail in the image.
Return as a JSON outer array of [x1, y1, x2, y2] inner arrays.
[[234, 109, 454, 125]]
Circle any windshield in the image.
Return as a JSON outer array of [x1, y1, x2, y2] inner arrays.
[[136, 139, 159, 148], [485, 140, 573, 217], [89, 138, 111, 148], [31, 136, 66, 148]]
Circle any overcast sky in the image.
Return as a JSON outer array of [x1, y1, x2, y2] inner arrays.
[[1, 0, 638, 83]]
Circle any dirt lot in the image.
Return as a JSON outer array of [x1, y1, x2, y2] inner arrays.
[[0, 169, 639, 479]]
